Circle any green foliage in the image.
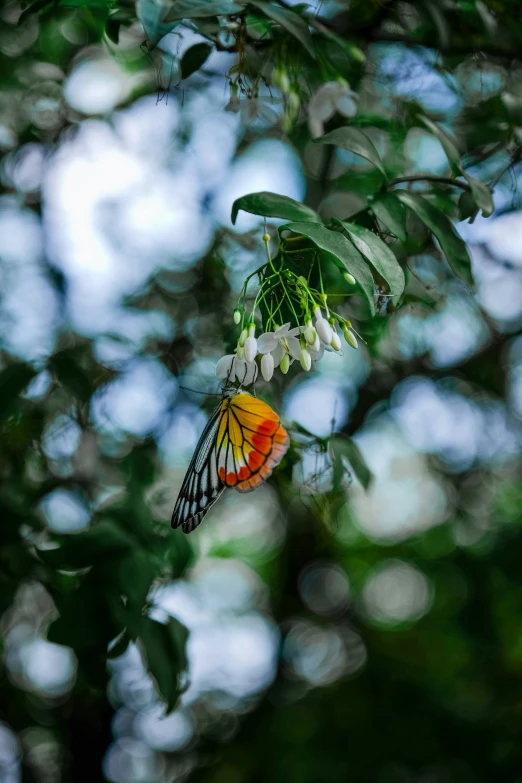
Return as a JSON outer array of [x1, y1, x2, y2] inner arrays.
[[0, 363, 36, 423], [231, 191, 321, 225], [4, 0, 522, 779], [180, 42, 213, 79], [336, 220, 405, 297], [370, 193, 407, 242], [282, 221, 376, 314], [249, 1, 316, 58], [138, 616, 188, 713], [314, 127, 387, 178], [164, 0, 243, 23], [330, 436, 373, 491], [396, 192, 474, 285]]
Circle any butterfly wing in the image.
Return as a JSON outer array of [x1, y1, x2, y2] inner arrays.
[[215, 392, 289, 493], [171, 402, 225, 533]]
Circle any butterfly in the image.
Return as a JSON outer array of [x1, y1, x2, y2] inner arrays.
[[172, 389, 289, 533]]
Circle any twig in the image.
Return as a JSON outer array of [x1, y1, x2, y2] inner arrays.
[[387, 174, 471, 191]]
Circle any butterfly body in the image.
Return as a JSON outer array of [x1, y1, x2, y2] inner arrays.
[[172, 391, 289, 533]]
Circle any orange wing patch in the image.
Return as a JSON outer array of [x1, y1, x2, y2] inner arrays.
[[215, 393, 289, 493]]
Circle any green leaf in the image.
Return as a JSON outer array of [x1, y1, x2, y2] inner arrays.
[[106, 16, 121, 42], [168, 534, 194, 578], [37, 522, 134, 570], [370, 192, 407, 242], [502, 92, 522, 125], [48, 567, 122, 650], [107, 630, 131, 659], [245, 13, 272, 39], [49, 349, 95, 403], [458, 189, 477, 221], [330, 437, 373, 490], [60, 0, 109, 6], [316, 24, 365, 62], [396, 192, 474, 285], [248, 1, 315, 58], [137, 0, 181, 46], [314, 128, 386, 178], [77, 3, 109, 36], [18, 0, 53, 24], [336, 221, 405, 297], [231, 191, 321, 225], [165, 0, 244, 23], [0, 364, 36, 422], [118, 550, 157, 616], [419, 116, 460, 172], [138, 616, 189, 713], [281, 222, 375, 315], [462, 172, 494, 218], [180, 42, 213, 79]]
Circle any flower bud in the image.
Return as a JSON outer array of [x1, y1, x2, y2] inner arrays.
[[244, 336, 258, 362], [273, 68, 290, 94], [280, 353, 290, 375], [316, 316, 332, 345], [281, 115, 293, 134], [331, 331, 342, 351], [288, 90, 300, 114], [311, 334, 321, 353], [262, 233, 270, 243], [305, 325, 316, 345], [233, 308, 241, 324], [343, 271, 356, 285], [237, 344, 245, 359], [261, 352, 274, 382], [300, 348, 311, 372], [343, 325, 358, 349], [239, 328, 248, 347]]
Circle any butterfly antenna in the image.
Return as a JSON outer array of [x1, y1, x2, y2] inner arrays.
[[178, 385, 223, 396]]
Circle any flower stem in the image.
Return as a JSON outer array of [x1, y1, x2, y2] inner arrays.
[[263, 235, 301, 328]]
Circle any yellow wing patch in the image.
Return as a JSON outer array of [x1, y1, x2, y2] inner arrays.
[[216, 393, 289, 493]]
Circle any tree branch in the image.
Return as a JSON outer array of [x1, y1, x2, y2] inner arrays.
[[387, 175, 472, 192]]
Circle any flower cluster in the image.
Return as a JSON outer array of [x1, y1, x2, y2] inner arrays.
[[216, 232, 361, 386]]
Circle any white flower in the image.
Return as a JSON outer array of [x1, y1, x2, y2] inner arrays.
[[226, 96, 280, 126], [309, 341, 325, 363], [257, 323, 302, 369], [308, 80, 359, 138], [216, 354, 258, 385], [261, 353, 274, 382], [314, 307, 332, 345]]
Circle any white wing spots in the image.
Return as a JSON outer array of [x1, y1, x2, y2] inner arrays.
[[172, 403, 226, 532]]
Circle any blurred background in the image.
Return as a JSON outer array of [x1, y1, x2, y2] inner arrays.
[[2, 0, 522, 781]]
